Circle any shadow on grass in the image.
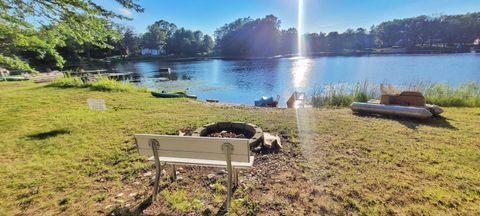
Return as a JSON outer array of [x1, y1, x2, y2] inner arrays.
[[353, 112, 457, 130], [26, 129, 71, 140], [108, 196, 155, 216], [108, 186, 237, 216], [214, 201, 229, 216]]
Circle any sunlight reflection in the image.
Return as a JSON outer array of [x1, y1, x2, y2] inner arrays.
[[291, 58, 312, 89]]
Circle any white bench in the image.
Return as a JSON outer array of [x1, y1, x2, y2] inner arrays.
[[134, 134, 255, 209]]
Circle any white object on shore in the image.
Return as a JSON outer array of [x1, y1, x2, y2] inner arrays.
[[0, 67, 9, 81], [426, 104, 444, 115], [87, 99, 107, 111], [263, 132, 282, 149], [350, 102, 433, 119]]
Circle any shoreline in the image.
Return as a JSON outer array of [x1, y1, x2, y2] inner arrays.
[[113, 50, 477, 63], [54, 49, 479, 70]]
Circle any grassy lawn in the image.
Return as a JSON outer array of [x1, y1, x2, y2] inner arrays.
[[1, 82, 479, 215]]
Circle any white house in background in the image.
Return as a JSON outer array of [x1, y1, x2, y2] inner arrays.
[[474, 38, 480, 46], [141, 48, 166, 56]]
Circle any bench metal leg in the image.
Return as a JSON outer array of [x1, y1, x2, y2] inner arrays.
[[222, 143, 234, 210], [150, 139, 161, 201], [231, 168, 237, 188], [171, 164, 177, 182], [234, 169, 239, 187]]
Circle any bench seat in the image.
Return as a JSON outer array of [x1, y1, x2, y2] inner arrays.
[[135, 134, 254, 209], [148, 156, 255, 168]]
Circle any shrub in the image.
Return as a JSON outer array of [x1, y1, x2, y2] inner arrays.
[[312, 82, 378, 107], [49, 76, 86, 88], [424, 82, 480, 107], [312, 81, 480, 107], [49, 75, 149, 93], [90, 76, 136, 92]]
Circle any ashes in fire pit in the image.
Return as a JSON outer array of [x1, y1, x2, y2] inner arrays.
[[192, 122, 263, 148], [208, 131, 246, 138]]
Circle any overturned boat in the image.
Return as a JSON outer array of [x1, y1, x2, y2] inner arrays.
[[255, 95, 279, 107], [351, 102, 435, 119], [350, 90, 443, 119]]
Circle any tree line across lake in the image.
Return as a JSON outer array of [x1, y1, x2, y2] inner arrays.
[[113, 12, 480, 59], [215, 13, 480, 57], [0, 0, 479, 72]]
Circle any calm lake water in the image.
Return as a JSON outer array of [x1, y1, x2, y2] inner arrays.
[[112, 53, 480, 106]]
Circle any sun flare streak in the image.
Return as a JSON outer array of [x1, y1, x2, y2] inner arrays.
[[297, 0, 304, 56], [294, 0, 316, 162]]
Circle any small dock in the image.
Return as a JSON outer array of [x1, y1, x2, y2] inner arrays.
[[159, 68, 171, 73], [105, 72, 133, 78], [69, 69, 134, 81], [69, 69, 108, 74]]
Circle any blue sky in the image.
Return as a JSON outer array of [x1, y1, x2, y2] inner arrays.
[[100, 0, 480, 36]]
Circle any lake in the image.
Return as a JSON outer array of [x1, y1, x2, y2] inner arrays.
[[112, 53, 480, 106]]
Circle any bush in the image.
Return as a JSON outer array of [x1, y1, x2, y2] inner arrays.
[[424, 82, 480, 107], [89, 76, 137, 92], [312, 81, 378, 107], [49, 76, 86, 88], [312, 81, 480, 107], [49, 75, 149, 93]]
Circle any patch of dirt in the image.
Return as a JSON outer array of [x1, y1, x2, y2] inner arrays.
[[96, 132, 330, 215]]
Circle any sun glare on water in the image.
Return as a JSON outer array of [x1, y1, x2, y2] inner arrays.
[[291, 58, 312, 88], [293, 0, 317, 159], [291, 0, 311, 90]]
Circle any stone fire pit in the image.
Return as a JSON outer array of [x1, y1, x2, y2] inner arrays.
[[192, 122, 264, 148]]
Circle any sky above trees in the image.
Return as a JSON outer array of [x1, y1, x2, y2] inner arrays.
[[97, 0, 480, 35]]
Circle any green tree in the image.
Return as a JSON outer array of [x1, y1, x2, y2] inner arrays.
[[326, 32, 342, 52], [0, 0, 143, 72], [280, 28, 298, 54], [165, 27, 213, 56], [119, 27, 141, 56], [142, 20, 177, 50], [201, 35, 214, 53], [215, 15, 281, 57]]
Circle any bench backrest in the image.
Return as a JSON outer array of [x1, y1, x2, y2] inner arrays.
[[134, 134, 250, 163]]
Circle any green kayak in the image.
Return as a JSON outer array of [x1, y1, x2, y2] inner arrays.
[[0, 76, 27, 81], [151, 91, 197, 99]]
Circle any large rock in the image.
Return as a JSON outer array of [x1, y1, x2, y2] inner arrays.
[[263, 132, 282, 150], [207, 173, 216, 180]]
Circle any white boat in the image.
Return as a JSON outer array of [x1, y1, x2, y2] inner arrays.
[[350, 102, 433, 119]]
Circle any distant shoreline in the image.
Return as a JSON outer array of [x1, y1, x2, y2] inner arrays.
[[60, 49, 478, 69], [113, 49, 477, 63]]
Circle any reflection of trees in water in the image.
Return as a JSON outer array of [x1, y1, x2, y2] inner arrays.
[[230, 59, 280, 72], [228, 59, 281, 91], [149, 71, 192, 81], [181, 74, 191, 80], [129, 72, 143, 82], [151, 71, 179, 80]]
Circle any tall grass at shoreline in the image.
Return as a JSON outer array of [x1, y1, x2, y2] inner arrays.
[[312, 81, 480, 107], [49, 75, 149, 92]]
